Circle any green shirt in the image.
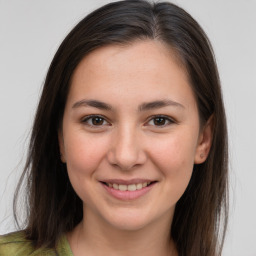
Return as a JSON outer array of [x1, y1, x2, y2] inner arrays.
[[0, 231, 73, 256]]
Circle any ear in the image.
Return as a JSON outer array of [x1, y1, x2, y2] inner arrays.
[[58, 129, 66, 163], [194, 115, 214, 164]]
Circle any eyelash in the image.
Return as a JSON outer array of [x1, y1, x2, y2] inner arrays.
[[147, 115, 176, 127], [81, 114, 176, 128], [81, 115, 110, 128]]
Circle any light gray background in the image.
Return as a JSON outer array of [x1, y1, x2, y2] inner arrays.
[[0, 0, 255, 255]]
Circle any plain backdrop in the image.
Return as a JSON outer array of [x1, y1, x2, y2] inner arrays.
[[0, 0, 256, 255]]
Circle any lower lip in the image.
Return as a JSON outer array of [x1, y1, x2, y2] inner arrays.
[[101, 182, 156, 201]]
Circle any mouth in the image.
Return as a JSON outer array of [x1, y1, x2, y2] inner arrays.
[[99, 180, 157, 200], [101, 181, 156, 191]]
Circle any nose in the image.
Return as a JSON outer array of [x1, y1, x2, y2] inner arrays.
[[107, 125, 147, 171]]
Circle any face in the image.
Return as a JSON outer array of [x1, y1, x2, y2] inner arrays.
[[59, 40, 212, 232]]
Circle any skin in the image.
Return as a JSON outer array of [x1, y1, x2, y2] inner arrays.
[[59, 40, 213, 256]]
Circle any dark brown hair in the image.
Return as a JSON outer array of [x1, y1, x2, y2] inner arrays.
[[14, 1, 228, 255]]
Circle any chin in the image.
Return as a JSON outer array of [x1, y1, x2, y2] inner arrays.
[[102, 207, 166, 232], [108, 217, 150, 231]]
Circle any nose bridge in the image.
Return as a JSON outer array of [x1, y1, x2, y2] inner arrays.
[[108, 122, 145, 170]]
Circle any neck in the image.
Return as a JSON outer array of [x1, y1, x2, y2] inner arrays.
[[68, 208, 178, 256]]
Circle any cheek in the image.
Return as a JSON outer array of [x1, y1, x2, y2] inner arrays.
[[64, 132, 110, 202], [64, 132, 108, 178], [151, 135, 196, 206], [154, 135, 196, 166], [150, 131, 197, 186]]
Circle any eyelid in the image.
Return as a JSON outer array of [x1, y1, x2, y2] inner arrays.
[[81, 114, 176, 128], [145, 115, 176, 127], [81, 114, 111, 127]]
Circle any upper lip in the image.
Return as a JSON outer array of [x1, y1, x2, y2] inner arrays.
[[100, 179, 156, 185]]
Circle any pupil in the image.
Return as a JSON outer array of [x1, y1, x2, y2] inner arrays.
[[154, 117, 165, 126], [92, 117, 103, 125]]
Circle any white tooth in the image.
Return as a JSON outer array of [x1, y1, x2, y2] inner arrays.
[[108, 183, 113, 188], [142, 182, 147, 188], [136, 183, 143, 190], [113, 183, 119, 189], [119, 184, 127, 191], [128, 184, 136, 191]]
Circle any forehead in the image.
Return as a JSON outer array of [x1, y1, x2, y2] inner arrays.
[[67, 40, 196, 110], [71, 40, 186, 82]]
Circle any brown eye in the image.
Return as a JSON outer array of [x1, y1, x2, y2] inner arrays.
[[147, 115, 175, 127], [153, 117, 166, 126], [82, 115, 109, 127], [92, 117, 104, 125]]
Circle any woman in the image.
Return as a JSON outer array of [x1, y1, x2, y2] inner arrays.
[[0, 0, 228, 255]]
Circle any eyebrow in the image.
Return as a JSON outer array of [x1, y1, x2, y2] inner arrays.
[[138, 99, 184, 111], [72, 99, 184, 111], [72, 99, 112, 110]]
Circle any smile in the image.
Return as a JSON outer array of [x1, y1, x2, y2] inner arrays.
[[100, 180, 157, 200], [104, 182, 153, 191]]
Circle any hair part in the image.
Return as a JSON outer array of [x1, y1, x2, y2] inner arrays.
[[14, 1, 228, 255]]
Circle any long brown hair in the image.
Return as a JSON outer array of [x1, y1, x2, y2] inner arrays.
[[14, 1, 228, 255]]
